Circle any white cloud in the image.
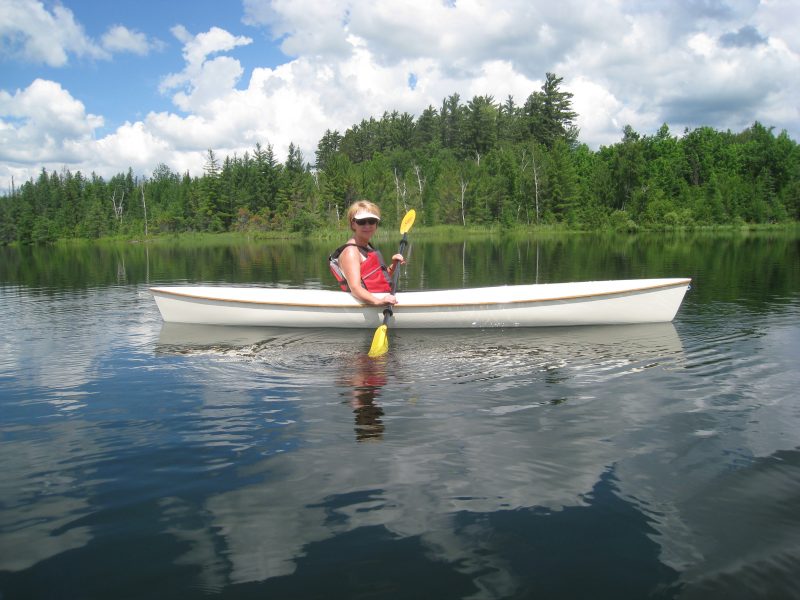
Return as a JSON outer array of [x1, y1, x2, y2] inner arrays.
[[0, 0, 798, 188], [754, 0, 799, 54], [0, 0, 108, 65], [101, 25, 154, 56], [174, 25, 252, 68], [569, 77, 624, 149], [551, 0, 800, 145], [0, 79, 103, 162], [243, 0, 351, 58], [160, 26, 253, 112], [0, 0, 163, 66]]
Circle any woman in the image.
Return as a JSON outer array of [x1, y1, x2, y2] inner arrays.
[[329, 200, 405, 306]]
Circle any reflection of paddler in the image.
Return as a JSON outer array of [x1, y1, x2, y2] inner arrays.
[[342, 354, 388, 442]]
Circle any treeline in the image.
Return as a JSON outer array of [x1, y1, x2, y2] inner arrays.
[[1, 73, 798, 244]]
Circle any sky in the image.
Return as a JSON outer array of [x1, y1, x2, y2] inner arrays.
[[0, 0, 798, 191]]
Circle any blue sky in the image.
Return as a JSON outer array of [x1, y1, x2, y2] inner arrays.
[[1, 0, 798, 189], [1, 0, 288, 134]]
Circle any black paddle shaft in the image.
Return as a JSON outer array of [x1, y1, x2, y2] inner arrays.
[[383, 233, 408, 321], [390, 234, 409, 294]]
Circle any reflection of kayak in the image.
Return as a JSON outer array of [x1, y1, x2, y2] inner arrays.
[[157, 323, 365, 349], [151, 278, 690, 328], [156, 321, 684, 358]]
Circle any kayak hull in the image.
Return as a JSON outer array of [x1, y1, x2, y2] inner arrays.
[[150, 278, 691, 328]]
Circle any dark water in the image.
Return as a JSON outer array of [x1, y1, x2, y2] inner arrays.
[[1, 231, 799, 599]]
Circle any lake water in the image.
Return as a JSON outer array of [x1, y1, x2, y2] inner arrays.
[[1, 231, 799, 599]]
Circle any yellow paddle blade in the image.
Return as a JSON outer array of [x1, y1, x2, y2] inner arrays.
[[400, 209, 416, 234], [368, 324, 389, 358]]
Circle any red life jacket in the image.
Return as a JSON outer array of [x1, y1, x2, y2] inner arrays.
[[329, 243, 392, 293]]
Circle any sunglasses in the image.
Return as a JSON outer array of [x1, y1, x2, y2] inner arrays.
[[354, 218, 379, 226]]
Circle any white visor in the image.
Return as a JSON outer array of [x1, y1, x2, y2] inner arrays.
[[353, 211, 381, 221]]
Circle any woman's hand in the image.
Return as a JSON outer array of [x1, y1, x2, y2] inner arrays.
[[387, 254, 406, 277], [378, 294, 397, 306]]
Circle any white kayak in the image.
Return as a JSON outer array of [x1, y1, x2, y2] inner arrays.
[[150, 278, 691, 328]]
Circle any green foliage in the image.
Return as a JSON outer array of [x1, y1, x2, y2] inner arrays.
[[1, 73, 798, 245]]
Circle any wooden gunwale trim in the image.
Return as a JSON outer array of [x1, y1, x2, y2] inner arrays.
[[150, 279, 691, 310]]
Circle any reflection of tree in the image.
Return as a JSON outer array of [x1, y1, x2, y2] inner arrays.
[[341, 355, 387, 442]]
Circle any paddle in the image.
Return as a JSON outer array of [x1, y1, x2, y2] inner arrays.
[[368, 209, 416, 358]]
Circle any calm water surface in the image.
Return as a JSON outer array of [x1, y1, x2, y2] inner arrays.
[[1, 232, 799, 599]]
